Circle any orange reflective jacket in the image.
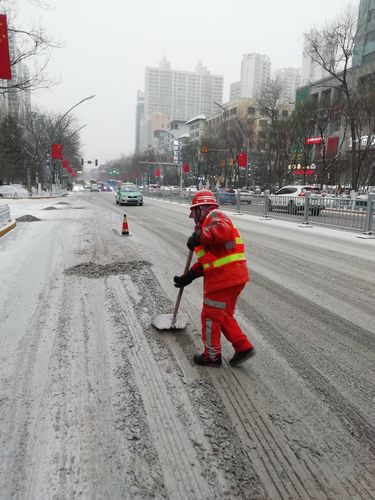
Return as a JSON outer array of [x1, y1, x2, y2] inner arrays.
[[191, 209, 249, 294]]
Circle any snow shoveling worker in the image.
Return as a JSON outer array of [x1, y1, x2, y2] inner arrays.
[[174, 189, 255, 367]]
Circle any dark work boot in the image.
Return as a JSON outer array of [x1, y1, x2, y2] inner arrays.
[[193, 353, 222, 367], [229, 348, 255, 367]]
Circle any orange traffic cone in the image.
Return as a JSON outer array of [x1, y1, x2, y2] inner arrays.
[[121, 214, 129, 235]]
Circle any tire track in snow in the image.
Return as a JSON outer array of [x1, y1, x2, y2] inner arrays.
[[110, 276, 213, 499]]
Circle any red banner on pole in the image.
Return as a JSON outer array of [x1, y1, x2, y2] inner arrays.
[[0, 15, 12, 80], [182, 163, 190, 173], [61, 159, 69, 169], [326, 136, 339, 157], [154, 168, 160, 177], [51, 143, 63, 159], [237, 152, 248, 167]]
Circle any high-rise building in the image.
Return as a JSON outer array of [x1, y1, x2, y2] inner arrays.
[[274, 67, 301, 103], [142, 58, 223, 150], [300, 31, 331, 85], [353, 0, 375, 66], [135, 90, 144, 154], [239, 53, 271, 98], [229, 81, 241, 101]]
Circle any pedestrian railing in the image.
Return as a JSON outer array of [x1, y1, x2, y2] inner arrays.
[[0, 204, 11, 228], [143, 189, 375, 235]]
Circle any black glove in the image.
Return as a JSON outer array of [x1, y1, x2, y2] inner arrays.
[[187, 231, 201, 251], [173, 270, 195, 288]]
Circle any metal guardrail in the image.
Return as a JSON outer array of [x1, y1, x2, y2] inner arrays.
[[0, 204, 11, 227], [143, 189, 375, 234]]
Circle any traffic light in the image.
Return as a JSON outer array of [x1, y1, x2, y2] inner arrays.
[[81, 158, 84, 166], [95, 159, 98, 166]]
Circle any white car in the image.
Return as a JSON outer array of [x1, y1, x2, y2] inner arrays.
[[239, 190, 253, 204], [268, 185, 324, 215]]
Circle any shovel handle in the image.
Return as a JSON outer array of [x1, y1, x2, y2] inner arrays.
[[172, 249, 194, 325]]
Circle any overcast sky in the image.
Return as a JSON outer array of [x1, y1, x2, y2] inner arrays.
[[16, 0, 359, 164]]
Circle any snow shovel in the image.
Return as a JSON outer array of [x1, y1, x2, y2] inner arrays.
[[152, 249, 194, 330]]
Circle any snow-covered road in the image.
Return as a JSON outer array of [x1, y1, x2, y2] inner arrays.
[[0, 193, 374, 499]]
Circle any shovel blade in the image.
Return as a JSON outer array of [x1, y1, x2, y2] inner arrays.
[[152, 313, 189, 330]]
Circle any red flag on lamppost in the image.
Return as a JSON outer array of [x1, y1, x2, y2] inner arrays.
[[154, 168, 160, 177], [0, 14, 12, 80], [51, 143, 63, 159], [182, 163, 190, 173], [237, 152, 247, 168]]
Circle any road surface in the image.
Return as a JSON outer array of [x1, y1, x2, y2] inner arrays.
[[0, 192, 374, 499]]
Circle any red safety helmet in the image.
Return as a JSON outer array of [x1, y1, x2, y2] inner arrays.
[[190, 189, 218, 209]]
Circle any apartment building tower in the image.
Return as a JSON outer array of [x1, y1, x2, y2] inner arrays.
[[142, 58, 223, 150], [353, 0, 375, 66], [274, 67, 301, 103], [300, 31, 331, 85], [240, 53, 271, 99]]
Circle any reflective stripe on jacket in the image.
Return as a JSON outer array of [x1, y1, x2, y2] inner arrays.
[[192, 209, 249, 294]]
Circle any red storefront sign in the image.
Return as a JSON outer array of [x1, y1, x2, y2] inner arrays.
[[293, 169, 314, 175], [305, 136, 324, 145]]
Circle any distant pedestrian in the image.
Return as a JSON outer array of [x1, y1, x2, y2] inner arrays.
[[174, 190, 255, 367]]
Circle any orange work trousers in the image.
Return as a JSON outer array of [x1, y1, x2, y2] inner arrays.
[[201, 283, 253, 358]]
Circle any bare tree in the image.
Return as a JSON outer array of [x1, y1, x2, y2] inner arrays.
[[256, 79, 296, 188], [23, 107, 82, 187], [306, 5, 371, 190], [0, 115, 26, 183], [0, 0, 61, 95]]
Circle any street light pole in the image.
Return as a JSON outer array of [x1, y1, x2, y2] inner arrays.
[[47, 95, 96, 192]]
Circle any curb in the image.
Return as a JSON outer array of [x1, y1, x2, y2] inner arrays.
[[0, 219, 17, 238]]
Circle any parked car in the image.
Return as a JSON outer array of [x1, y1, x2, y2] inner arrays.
[[238, 189, 253, 204], [216, 188, 237, 205], [0, 184, 29, 198], [268, 185, 324, 215], [180, 186, 198, 198], [115, 184, 143, 205]]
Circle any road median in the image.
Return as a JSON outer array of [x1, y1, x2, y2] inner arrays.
[[0, 219, 16, 238]]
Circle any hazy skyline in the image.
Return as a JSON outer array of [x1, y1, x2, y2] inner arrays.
[[17, 0, 358, 164]]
